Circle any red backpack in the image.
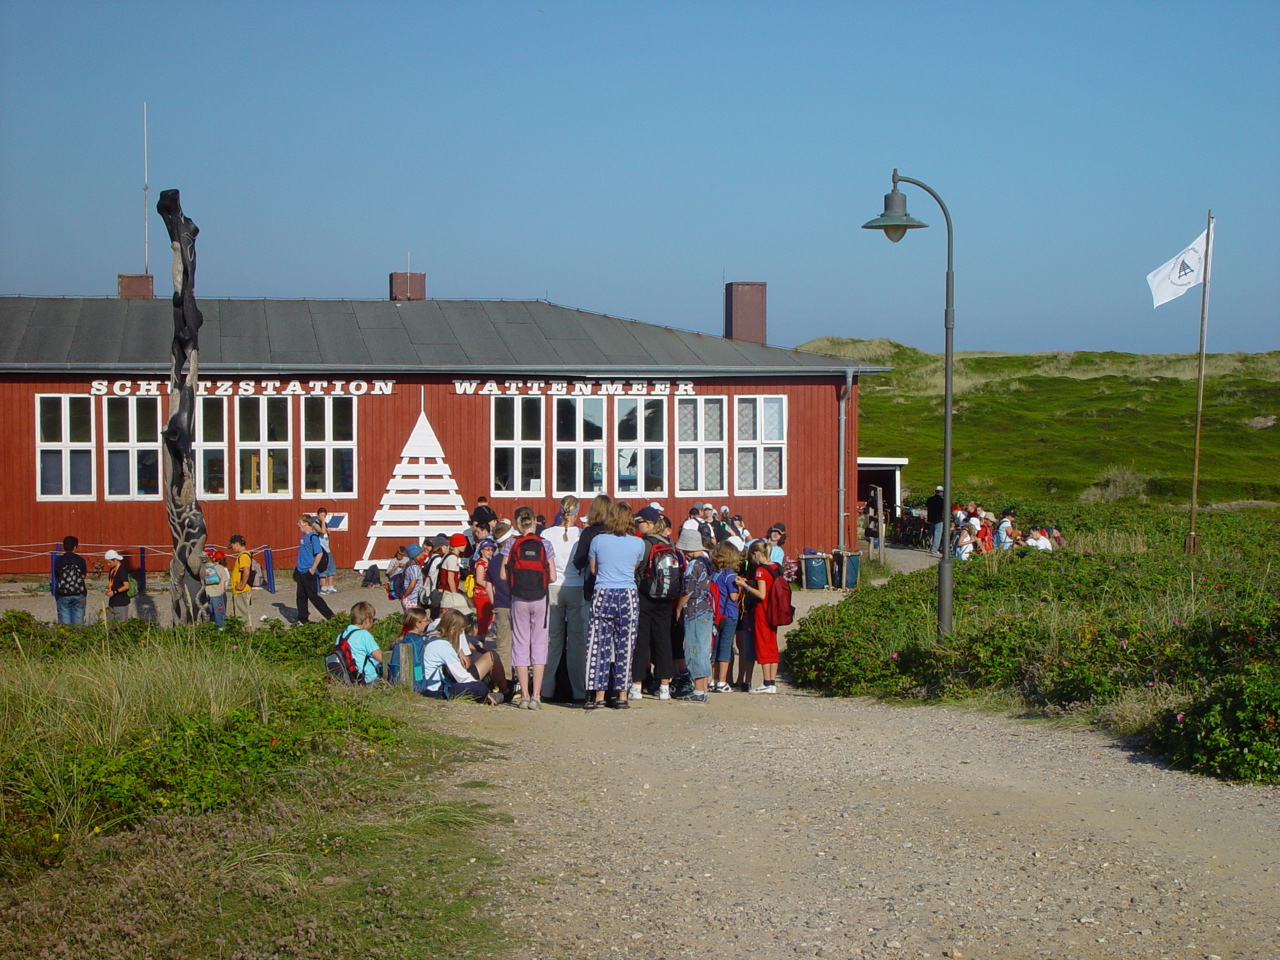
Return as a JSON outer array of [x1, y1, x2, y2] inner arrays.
[[762, 562, 794, 629], [507, 534, 550, 601]]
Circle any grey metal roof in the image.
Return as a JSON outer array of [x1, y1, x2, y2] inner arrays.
[[0, 297, 887, 378]]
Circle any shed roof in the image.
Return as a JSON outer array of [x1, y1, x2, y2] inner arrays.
[[0, 297, 885, 378]]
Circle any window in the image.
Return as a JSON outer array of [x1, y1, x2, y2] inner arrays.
[[675, 396, 727, 496], [492, 395, 543, 494], [303, 395, 356, 496], [36, 395, 94, 499], [237, 396, 291, 497], [553, 396, 606, 496], [194, 397, 228, 498], [616, 397, 666, 495], [735, 395, 787, 494], [102, 396, 162, 499]]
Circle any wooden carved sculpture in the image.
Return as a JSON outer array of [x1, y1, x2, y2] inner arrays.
[[156, 189, 209, 623]]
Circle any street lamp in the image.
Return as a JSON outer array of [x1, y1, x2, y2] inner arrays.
[[862, 169, 955, 641]]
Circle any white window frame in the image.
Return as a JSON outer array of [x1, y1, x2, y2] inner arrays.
[[491, 395, 545, 497], [551, 395, 607, 498], [193, 396, 229, 500], [734, 395, 787, 495], [36, 394, 95, 500], [675, 395, 728, 497], [102, 395, 164, 500], [614, 396, 667, 498], [302, 395, 358, 498], [235, 395, 293, 499]]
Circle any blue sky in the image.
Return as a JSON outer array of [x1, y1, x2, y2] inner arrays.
[[1, 1, 1276, 353]]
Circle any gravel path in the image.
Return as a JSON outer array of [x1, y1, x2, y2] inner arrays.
[[429, 594, 1280, 960]]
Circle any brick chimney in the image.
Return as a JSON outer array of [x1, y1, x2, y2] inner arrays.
[[389, 272, 426, 301], [117, 274, 154, 299], [724, 281, 766, 344]]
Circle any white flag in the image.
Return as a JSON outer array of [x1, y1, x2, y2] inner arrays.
[[1146, 224, 1213, 308]]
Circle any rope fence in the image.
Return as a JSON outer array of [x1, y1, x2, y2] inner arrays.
[[5, 541, 293, 597]]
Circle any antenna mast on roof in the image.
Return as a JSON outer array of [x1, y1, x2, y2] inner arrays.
[[142, 102, 149, 275]]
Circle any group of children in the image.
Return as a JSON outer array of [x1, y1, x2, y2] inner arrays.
[[329, 494, 795, 707]]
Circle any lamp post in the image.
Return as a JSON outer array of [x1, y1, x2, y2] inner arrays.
[[862, 169, 954, 641]]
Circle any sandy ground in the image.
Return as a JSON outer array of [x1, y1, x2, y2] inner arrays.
[[421, 583, 1280, 960]]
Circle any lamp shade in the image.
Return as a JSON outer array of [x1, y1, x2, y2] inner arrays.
[[862, 187, 928, 242]]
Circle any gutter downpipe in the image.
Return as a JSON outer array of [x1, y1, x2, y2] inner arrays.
[[837, 368, 853, 553]]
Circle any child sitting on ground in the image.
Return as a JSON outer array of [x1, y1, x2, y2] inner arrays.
[[421, 609, 496, 704]]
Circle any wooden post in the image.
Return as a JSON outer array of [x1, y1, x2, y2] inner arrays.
[[156, 189, 210, 623]]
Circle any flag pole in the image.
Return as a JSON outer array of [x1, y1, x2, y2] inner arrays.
[[1184, 209, 1214, 556]]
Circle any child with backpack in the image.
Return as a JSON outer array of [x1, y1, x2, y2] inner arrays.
[[325, 601, 384, 685], [202, 547, 231, 628], [495, 506, 557, 710], [673, 528, 715, 703], [708, 542, 743, 693], [630, 505, 683, 702], [53, 535, 88, 625]]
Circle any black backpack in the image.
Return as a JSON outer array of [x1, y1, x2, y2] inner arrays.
[[54, 554, 86, 597], [640, 537, 685, 601]]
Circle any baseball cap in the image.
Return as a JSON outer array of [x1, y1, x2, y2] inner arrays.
[[935, 485, 944, 492], [635, 506, 662, 523], [229, 534, 246, 545], [103, 549, 123, 562], [691, 502, 705, 511], [475, 537, 497, 553], [431, 534, 449, 547]]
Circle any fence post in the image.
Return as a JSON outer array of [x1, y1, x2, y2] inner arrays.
[[139, 546, 147, 594], [49, 547, 60, 597], [263, 546, 277, 594]]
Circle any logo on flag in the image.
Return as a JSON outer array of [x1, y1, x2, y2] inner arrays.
[[1146, 224, 1213, 308]]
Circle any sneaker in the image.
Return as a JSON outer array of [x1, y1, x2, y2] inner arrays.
[[658, 684, 671, 701], [629, 682, 643, 701], [528, 697, 541, 710], [748, 683, 778, 695], [713, 681, 732, 693], [519, 697, 532, 709], [675, 689, 709, 702]]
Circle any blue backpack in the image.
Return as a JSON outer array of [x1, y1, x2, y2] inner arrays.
[[386, 633, 430, 694]]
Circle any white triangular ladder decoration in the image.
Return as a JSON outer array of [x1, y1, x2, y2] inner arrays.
[[356, 410, 470, 570]]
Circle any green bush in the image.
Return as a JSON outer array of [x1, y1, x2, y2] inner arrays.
[[1154, 670, 1280, 782], [784, 505, 1280, 781]]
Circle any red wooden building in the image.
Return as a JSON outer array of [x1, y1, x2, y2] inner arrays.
[[0, 284, 883, 573]]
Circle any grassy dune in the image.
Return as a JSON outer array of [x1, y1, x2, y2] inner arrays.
[[799, 337, 1280, 503]]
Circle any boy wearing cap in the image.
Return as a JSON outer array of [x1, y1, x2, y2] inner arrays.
[[103, 549, 133, 621], [401, 544, 426, 611], [228, 535, 253, 629], [439, 533, 472, 613], [203, 548, 231, 628]]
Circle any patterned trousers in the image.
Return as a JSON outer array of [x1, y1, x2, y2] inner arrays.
[[585, 587, 639, 693]]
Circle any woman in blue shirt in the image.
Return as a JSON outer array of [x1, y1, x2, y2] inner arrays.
[[584, 502, 646, 709]]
